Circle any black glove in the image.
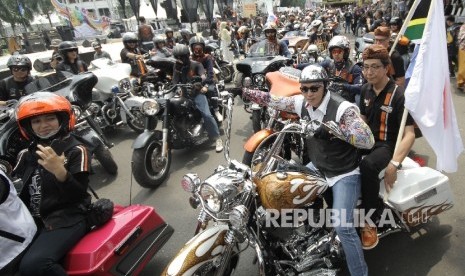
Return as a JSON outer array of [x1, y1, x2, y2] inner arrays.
[[329, 82, 344, 92], [193, 82, 203, 91], [175, 60, 183, 71], [313, 125, 333, 140]]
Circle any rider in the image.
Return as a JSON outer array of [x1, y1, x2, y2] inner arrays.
[[285, 13, 297, 31], [165, 27, 176, 49], [237, 26, 251, 53], [189, 36, 223, 122], [303, 19, 331, 53], [243, 64, 373, 276], [171, 45, 224, 153], [14, 92, 92, 276], [358, 44, 415, 250], [263, 22, 291, 58], [0, 54, 34, 103], [177, 29, 193, 46], [55, 41, 88, 75], [0, 170, 37, 274], [322, 35, 364, 103], [137, 16, 155, 51], [152, 36, 172, 58], [389, 17, 410, 71], [92, 41, 112, 60], [120, 32, 147, 78]]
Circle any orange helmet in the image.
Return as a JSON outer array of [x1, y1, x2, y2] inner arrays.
[[16, 92, 76, 140]]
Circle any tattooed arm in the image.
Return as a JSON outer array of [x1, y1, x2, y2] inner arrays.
[[243, 88, 300, 113], [339, 107, 374, 149]]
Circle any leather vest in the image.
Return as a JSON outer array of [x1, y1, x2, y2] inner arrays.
[[303, 94, 360, 177], [0, 171, 37, 269]]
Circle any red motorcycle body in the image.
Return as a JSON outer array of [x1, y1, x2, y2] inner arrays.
[[64, 204, 174, 275]]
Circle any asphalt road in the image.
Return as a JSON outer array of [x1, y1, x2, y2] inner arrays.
[[89, 82, 465, 276]]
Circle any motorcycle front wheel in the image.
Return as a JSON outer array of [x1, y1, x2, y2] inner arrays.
[[132, 138, 171, 188], [94, 146, 118, 175], [127, 109, 145, 133], [220, 64, 234, 83]]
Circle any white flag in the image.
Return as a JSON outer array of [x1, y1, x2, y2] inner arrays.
[[404, 0, 464, 172]]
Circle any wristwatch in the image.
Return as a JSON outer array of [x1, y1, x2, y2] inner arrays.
[[389, 160, 402, 170]]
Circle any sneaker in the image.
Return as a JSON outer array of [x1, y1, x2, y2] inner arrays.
[[214, 109, 223, 122], [215, 138, 223, 152], [361, 225, 379, 250]]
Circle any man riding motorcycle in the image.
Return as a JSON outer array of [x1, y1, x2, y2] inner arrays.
[[303, 19, 331, 53], [120, 32, 148, 78], [189, 36, 223, 122], [171, 45, 223, 152], [152, 36, 172, 58], [0, 54, 34, 103], [322, 35, 364, 103], [55, 41, 88, 75], [243, 64, 374, 276], [263, 22, 291, 58], [165, 27, 176, 49]]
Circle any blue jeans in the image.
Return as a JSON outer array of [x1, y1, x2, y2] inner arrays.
[[194, 93, 220, 139], [331, 174, 368, 276]]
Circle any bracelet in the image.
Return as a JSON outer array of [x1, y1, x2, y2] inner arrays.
[[389, 160, 402, 170]]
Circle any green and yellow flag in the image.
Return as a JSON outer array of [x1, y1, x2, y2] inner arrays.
[[403, 0, 432, 42]]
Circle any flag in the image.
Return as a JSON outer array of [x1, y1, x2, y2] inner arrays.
[[402, 0, 431, 43], [404, 0, 464, 172], [18, 2, 25, 16]]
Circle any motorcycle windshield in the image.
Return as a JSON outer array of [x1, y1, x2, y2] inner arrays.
[[248, 40, 280, 57]]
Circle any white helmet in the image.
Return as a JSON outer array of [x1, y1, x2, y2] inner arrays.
[[307, 44, 319, 55], [328, 35, 350, 59], [310, 19, 323, 33]]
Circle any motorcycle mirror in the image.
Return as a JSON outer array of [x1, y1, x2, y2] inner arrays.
[[243, 77, 252, 88]]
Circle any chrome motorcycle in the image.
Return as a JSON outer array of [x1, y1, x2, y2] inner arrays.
[[162, 116, 455, 275]]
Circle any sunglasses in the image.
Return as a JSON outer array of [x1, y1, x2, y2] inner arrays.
[[301, 85, 322, 93], [331, 48, 343, 55], [12, 67, 28, 72]]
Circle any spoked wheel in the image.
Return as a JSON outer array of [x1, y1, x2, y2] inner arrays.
[[127, 109, 145, 133], [132, 137, 171, 188], [220, 64, 234, 83]]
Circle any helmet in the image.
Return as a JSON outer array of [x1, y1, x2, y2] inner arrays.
[[153, 35, 166, 45], [310, 19, 323, 33], [389, 16, 402, 27], [180, 29, 192, 39], [189, 36, 205, 51], [238, 26, 249, 35], [328, 35, 350, 59], [58, 41, 78, 56], [294, 23, 301, 30], [50, 39, 62, 48], [307, 44, 319, 55], [300, 64, 328, 83], [91, 41, 101, 49], [172, 44, 190, 58], [165, 27, 173, 34], [263, 22, 277, 33], [16, 92, 75, 141], [122, 32, 139, 44], [7, 54, 32, 71]]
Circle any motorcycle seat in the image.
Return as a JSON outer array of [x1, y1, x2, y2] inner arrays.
[[266, 71, 301, 97]]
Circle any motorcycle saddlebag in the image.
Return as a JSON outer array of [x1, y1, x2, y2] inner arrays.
[[379, 166, 454, 227], [64, 204, 174, 275]]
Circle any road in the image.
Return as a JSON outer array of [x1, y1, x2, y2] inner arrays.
[[90, 84, 465, 276]]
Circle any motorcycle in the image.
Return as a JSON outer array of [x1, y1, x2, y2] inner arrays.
[[205, 39, 235, 83], [242, 67, 304, 167], [131, 81, 230, 188], [233, 39, 293, 132], [88, 58, 146, 133], [354, 32, 374, 63], [162, 114, 454, 275]]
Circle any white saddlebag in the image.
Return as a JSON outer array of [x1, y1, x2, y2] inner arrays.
[[379, 165, 454, 227]]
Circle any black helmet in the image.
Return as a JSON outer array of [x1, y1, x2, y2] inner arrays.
[[180, 29, 192, 39], [122, 32, 139, 44], [165, 27, 173, 34], [153, 35, 166, 45], [58, 41, 78, 56], [189, 36, 205, 51], [389, 17, 402, 27], [7, 54, 32, 71], [172, 44, 190, 58]]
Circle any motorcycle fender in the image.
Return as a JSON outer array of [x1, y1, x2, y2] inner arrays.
[[244, 128, 274, 152], [132, 130, 162, 149], [162, 225, 229, 276], [120, 96, 146, 122]]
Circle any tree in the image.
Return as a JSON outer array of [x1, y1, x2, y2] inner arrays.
[[0, 0, 35, 36], [25, 0, 56, 27]]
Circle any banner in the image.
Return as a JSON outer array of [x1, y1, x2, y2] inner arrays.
[[180, 0, 199, 24], [243, 0, 256, 18], [161, 0, 178, 23], [118, 0, 127, 18], [150, 0, 158, 16], [128, 0, 140, 20], [404, 0, 464, 172], [201, 0, 215, 23]]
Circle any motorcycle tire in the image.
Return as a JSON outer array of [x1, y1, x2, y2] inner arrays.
[[132, 137, 171, 188], [252, 109, 265, 133], [126, 110, 145, 134], [94, 146, 118, 175], [220, 64, 233, 83]]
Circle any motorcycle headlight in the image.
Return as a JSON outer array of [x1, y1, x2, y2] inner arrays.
[[229, 205, 249, 230], [253, 74, 265, 87], [141, 99, 160, 116], [119, 78, 131, 93], [88, 103, 100, 115], [200, 184, 222, 213], [71, 105, 82, 118], [181, 173, 201, 193]]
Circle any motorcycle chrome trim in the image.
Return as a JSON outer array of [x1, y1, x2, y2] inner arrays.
[[162, 128, 169, 158], [141, 99, 160, 116]]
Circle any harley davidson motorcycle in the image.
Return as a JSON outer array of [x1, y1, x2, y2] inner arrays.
[[205, 39, 235, 83], [130, 81, 230, 188], [162, 111, 454, 275], [88, 58, 146, 133], [233, 39, 293, 132]]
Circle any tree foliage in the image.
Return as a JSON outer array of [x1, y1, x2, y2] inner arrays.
[[280, 0, 306, 8]]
